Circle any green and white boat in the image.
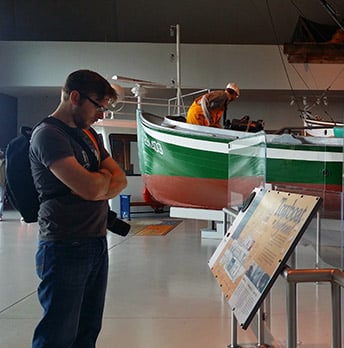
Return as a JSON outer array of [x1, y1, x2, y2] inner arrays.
[[136, 109, 344, 218]]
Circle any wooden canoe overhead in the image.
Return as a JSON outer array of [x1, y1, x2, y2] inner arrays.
[[283, 43, 344, 64], [284, 16, 344, 64]]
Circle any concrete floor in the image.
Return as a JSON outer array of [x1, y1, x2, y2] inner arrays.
[[0, 209, 343, 348]]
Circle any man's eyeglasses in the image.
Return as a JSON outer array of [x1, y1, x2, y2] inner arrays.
[[80, 93, 109, 112]]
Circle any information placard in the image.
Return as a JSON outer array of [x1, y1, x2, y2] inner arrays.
[[209, 188, 321, 329]]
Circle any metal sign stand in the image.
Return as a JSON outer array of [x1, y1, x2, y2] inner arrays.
[[212, 189, 322, 347], [228, 302, 271, 348]]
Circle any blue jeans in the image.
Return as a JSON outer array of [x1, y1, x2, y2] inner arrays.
[[32, 237, 108, 348]]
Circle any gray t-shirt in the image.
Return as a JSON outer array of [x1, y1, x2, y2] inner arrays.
[[30, 120, 110, 241]]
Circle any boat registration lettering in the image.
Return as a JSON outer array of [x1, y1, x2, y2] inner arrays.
[[144, 135, 164, 155]]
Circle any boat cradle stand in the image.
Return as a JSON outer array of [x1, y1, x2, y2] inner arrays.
[[120, 194, 167, 221], [170, 207, 232, 239]]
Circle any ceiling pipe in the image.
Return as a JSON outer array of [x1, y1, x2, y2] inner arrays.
[[319, 0, 344, 31]]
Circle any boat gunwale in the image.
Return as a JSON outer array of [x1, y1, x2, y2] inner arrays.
[[139, 110, 344, 149]]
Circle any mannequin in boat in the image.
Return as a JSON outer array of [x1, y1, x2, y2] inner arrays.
[[186, 82, 240, 128]]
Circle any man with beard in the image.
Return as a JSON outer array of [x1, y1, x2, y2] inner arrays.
[[30, 70, 127, 348]]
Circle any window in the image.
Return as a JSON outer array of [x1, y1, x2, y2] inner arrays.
[[109, 134, 139, 176]]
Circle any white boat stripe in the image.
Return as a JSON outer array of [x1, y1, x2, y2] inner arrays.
[[144, 125, 229, 153], [143, 125, 344, 162], [267, 148, 343, 162]]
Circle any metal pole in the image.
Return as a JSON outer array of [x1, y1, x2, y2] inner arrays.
[[264, 293, 271, 332], [315, 211, 321, 268], [283, 267, 344, 347], [257, 306, 265, 346], [175, 24, 182, 116], [340, 191, 344, 271], [228, 310, 241, 348], [256, 305, 270, 347], [331, 282, 341, 348], [286, 281, 297, 348]]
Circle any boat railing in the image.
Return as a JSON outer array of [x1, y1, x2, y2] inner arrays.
[[282, 266, 344, 348], [115, 96, 173, 109], [167, 88, 210, 116], [107, 88, 210, 119], [271, 125, 336, 135]]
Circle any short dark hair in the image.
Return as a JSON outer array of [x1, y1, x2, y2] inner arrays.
[[62, 69, 117, 101]]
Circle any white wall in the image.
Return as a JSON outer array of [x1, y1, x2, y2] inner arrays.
[[16, 91, 344, 132], [1, 41, 344, 90], [0, 40, 343, 129]]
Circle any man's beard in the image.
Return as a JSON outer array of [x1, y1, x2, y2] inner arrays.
[[73, 111, 90, 129]]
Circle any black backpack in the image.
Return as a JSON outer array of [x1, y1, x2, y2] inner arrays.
[[5, 118, 100, 223], [5, 118, 131, 236], [5, 126, 38, 223]]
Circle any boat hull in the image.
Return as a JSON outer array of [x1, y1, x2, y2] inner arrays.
[[143, 175, 264, 209], [137, 110, 344, 218], [142, 175, 341, 217]]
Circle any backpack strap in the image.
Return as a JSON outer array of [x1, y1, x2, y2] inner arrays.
[[82, 128, 101, 167], [83, 128, 100, 155], [42, 117, 101, 171]]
